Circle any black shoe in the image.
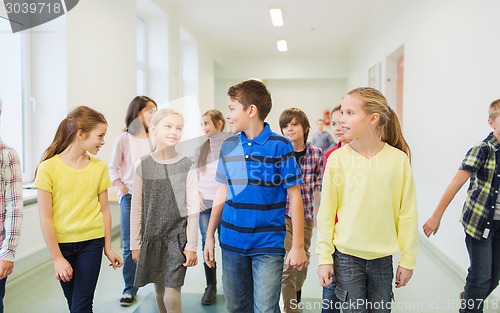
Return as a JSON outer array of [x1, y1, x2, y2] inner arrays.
[[120, 294, 135, 307], [201, 263, 217, 305]]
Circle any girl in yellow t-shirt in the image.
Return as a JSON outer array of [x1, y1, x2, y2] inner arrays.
[[35, 106, 122, 312]]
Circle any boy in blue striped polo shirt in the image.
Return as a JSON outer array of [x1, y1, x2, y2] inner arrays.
[[423, 99, 500, 313], [204, 79, 308, 313]]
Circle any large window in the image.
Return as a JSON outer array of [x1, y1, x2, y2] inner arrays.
[[0, 15, 30, 179]]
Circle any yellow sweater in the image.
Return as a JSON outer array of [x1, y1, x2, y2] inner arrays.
[[35, 155, 111, 243], [316, 143, 418, 269]]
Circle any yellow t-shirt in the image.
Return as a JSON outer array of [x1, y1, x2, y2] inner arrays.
[[35, 155, 112, 243], [316, 143, 418, 269]]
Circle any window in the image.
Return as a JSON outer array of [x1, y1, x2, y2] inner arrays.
[[0, 16, 30, 179]]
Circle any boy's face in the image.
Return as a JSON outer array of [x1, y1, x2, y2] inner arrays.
[[282, 118, 305, 144], [488, 115, 500, 138], [226, 98, 250, 134], [316, 120, 325, 132]]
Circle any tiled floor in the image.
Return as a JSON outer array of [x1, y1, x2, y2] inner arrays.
[[5, 231, 499, 313]]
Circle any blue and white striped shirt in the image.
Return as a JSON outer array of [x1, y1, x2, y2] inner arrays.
[[216, 123, 302, 256]]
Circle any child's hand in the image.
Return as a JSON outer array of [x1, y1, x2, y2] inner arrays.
[[0, 260, 14, 280], [119, 185, 129, 195], [105, 250, 123, 269], [317, 264, 334, 287], [132, 250, 139, 263], [423, 215, 441, 237], [54, 256, 73, 282], [395, 266, 413, 288], [204, 236, 216, 268], [183, 250, 198, 267], [285, 246, 308, 271]]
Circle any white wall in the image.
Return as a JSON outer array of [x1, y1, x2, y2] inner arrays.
[[346, 0, 500, 296], [214, 54, 349, 133]]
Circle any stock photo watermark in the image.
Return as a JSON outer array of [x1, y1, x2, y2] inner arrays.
[[290, 297, 500, 311], [3, 0, 79, 33]]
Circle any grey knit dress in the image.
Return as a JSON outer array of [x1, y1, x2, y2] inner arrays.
[[134, 154, 193, 288]]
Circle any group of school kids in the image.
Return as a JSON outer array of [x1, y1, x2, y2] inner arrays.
[[1, 81, 500, 313]]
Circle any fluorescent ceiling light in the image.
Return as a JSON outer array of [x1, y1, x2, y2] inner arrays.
[[270, 9, 283, 26], [277, 40, 287, 52]]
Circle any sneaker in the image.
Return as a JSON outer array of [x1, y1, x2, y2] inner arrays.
[[120, 294, 135, 307]]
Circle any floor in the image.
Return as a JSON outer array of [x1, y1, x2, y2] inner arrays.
[[5, 231, 499, 313]]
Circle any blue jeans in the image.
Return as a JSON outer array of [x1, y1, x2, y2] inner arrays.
[[322, 262, 341, 313], [460, 220, 500, 313], [222, 250, 284, 313], [199, 199, 214, 253], [120, 194, 138, 296], [334, 250, 393, 313], [59, 238, 104, 313], [0, 276, 6, 313]]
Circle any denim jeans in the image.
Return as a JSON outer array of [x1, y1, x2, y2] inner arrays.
[[460, 220, 500, 313], [120, 194, 138, 296], [59, 238, 104, 313], [199, 199, 214, 253], [0, 276, 6, 313], [322, 263, 341, 313], [334, 250, 393, 313], [222, 250, 284, 313]]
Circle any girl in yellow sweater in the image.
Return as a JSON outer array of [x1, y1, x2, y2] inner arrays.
[[316, 88, 418, 313], [35, 106, 122, 312]]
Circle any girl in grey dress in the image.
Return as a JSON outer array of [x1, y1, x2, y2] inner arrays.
[[130, 108, 199, 313]]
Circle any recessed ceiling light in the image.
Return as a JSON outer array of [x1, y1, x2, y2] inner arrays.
[[277, 40, 287, 52], [270, 9, 283, 27]]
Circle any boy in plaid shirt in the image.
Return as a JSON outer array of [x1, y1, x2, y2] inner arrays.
[[279, 108, 323, 312], [424, 99, 500, 313], [0, 101, 23, 313]]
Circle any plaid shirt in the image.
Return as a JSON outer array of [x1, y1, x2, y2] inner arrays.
[[0, 139, 23, 262], [460, 132, 500, 240], [285, 142, 323, 221]]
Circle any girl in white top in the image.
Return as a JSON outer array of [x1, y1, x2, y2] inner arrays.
[[193, 110, 229, 305], [108, 96, 157, 306]]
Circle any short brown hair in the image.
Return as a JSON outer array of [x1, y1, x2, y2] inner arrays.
[[489, 99, 500, 119], [227, 79, 272, 120], [279, 108, 311, 144], [331, 104, 341, 116]]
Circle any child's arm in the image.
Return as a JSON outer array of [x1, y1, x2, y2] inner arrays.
[[316, 158, 337, 287], [99, 191, 123, 269], [423, 169, 471, 237], [38, 189, 73, 282], [109, 136, 129, 195], [204, 183, 228, 268], [285, 184, 308, 271], [183, 164, 200, 267], [0, 150, 23, 280], [130, 162, 143, 263]]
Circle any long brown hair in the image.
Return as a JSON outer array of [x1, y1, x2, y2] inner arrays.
[[347, 87, 411, 159], [38, 106, 107, 165], [198, 110, 225, 173], [125, 95, 157, 135]]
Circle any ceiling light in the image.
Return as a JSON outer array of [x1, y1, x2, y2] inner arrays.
[[277, 40, 287, 52], [270, 9, 283, 26]]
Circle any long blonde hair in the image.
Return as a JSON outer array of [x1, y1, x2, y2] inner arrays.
[[347, 87, 411, 159]]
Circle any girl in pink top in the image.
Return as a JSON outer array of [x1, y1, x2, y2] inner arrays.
[[108, 96, 157, 306], [193, 110, 228, 305]]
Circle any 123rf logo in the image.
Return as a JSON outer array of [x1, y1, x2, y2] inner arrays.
[[3, 0, 79, 33]]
